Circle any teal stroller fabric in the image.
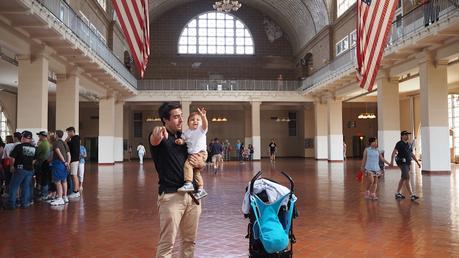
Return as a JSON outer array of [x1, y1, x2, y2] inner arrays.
[[250, 193, 297, 254]]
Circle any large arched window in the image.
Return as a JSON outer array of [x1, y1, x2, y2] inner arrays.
[[178, 11, 254, 55]]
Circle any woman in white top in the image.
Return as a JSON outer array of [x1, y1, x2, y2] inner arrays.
[[137, 143, 146, 164], [361, 137, 390, 200]]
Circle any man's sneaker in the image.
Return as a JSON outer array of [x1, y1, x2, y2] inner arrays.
[[410, 194, 419, 201], [178, 183, 194, 192], [395, 193, 405, 199], [194, 189, 208, 200], [46, 197, 56, 204], [68, 192, 81, 198], [50, 198, 65, 206], [63, 196, 69, 203]]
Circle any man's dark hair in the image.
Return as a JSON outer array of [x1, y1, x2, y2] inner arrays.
[[66, 126, 75, 132], [158, 102, 182, 125], [368, 137, 377, 145], [13, 132, 22, 141], [56, 130, 64, 138]]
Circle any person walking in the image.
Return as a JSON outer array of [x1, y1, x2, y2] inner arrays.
[[391, 131, 421, 201], [269, 139, 277, 161], [137, 143, 146, 164], [361, 137, 390, 200], [149, 102, 204, 258]]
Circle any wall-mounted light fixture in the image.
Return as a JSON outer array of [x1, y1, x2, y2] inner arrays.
[[211, 117, 228, 122], [145, 116, 161, 122]]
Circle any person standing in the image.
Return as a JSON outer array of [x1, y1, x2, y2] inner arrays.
[[35, 131, 50, 200], [269, 139, 277, 161], [391, 131, 421, 201], [361, 137, 390, 200], [66, 127, 81, 199], [7, 131, 36, 209], [79, 141, 87, 191], [235, 140, 241, 161], [50, 130, 71, 206], [248, 144, 254, 161], [2, 133, 21, 196], [128, 145, 133, 161], [137, 143, 146, 164], [149, 102, 204, 258]]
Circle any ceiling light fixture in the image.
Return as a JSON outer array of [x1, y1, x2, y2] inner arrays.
[[213, 0, 242, 13]]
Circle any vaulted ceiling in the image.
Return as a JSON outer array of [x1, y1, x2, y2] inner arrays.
[[148, 0, 331, 53]]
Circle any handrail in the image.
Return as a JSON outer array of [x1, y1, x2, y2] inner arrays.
[[36, 0, 138, 89], [387, 0, 459, 46], [138, 79, 301, 91]]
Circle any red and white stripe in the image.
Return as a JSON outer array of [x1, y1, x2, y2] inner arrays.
[[356, 0, 398, 91], [112, 0, 150, 78]]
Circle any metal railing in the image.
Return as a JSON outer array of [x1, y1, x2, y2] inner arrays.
[[36, 0, 137, 89], [387, 0, 459, 46], [138, 79, 300, 91], [301, 47, 356, 91], [302, 0, 459, 91]]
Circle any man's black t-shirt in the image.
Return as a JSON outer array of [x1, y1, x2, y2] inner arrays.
[[67, 135, 80, 162], [210, 142, 223, 155], [149, 130, 188, 194], [10, 143, 36, 171], [395, 140, 412, 164]]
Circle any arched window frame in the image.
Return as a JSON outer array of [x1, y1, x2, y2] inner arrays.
[[178, 11, 255, 55]]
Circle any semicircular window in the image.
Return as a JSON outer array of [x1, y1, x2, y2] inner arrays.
[[178, 11, 254, 55]]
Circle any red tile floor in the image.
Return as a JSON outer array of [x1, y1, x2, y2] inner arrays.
[[1, 158, 459, 257]]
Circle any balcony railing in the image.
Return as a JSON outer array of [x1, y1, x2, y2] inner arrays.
[[301, 47, 356, 91], [37, 0, 137, 89], [387, 0, 459, 46], [138, 79, 300, 91], [302, 0, 459, 92]]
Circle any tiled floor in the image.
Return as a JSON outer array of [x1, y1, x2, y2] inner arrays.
[[1, 158, 459, 257]]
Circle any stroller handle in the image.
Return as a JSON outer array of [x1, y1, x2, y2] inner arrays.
[[249, 171, 295, 194], [281, 171, 294, 193], [249, 171, 263, 195]]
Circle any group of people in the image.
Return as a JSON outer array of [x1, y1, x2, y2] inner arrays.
[[361, 130, 421, 201], [0, 127, 86, 209]]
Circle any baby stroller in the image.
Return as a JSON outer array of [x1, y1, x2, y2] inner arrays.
[[242, 171, 298, 257]]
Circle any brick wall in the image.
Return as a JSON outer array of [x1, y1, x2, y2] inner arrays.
[[144, 1, 296, 80]]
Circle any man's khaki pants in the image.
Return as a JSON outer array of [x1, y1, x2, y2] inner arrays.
[[156, 192, 201, 258]]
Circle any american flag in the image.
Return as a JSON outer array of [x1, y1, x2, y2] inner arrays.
[[112, 0, 150, 78], [356, 0, 398, 91]]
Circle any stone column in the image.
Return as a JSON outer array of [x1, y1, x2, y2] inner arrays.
[[16, 54, 49, 140], [303, 104, 315, 158], [98, 93, 115, 164], [314, 100, 328, 159], [114, 100, 124, 162], [327, 97, 343, 161], [251, 101, 261, 160], [244, 107, 252, 146], [56, 69, 79, 133], [377, 71, 400, 155], [419, 56, 450, 173], [181, 100, 191, 125]]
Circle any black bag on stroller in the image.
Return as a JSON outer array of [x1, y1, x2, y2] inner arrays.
[[243, 171, 298, 257]]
